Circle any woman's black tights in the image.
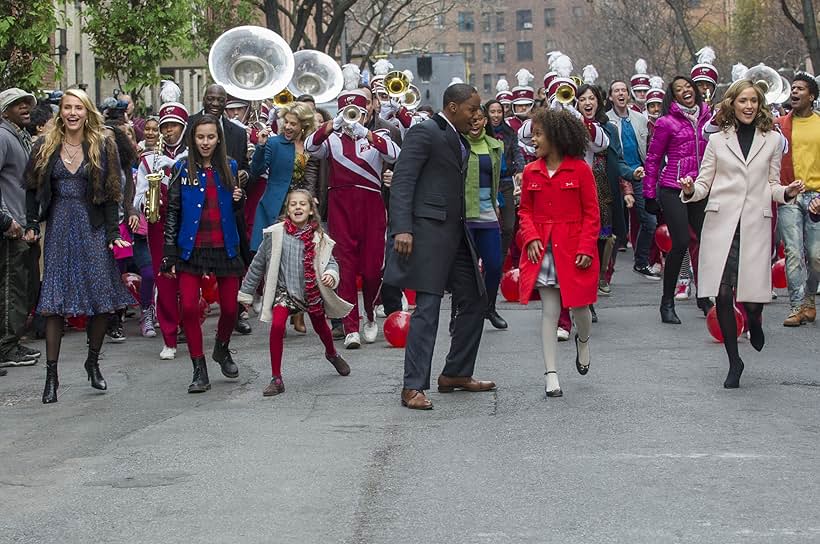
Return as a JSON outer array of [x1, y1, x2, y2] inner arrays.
[[716, 284, 764, 387], [659, 188, 706, 300], [45, 314, 108, 364]]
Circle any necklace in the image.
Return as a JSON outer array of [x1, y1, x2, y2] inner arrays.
[[62, 145, 81, 165]]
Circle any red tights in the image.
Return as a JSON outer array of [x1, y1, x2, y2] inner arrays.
[[178, 272, 240, 358], [269, 305, 336, 377]]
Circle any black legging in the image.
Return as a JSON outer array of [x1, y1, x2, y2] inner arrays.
[[46, 313, 108, 365], [716, 284, 763, 366], [659, 188, 706, 300]]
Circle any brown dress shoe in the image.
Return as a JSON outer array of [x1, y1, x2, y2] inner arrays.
[[263, 377, 285, 397], [437, 375, 496, 393], [326, 353, 350, 376], [291, 313, 307, 333], [401, 388, 433, 410]]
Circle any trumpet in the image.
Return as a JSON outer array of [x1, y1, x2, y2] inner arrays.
[[384, 70, 410, 98], [555, 82, 576, 105], [273, 88, 294, 107], [341, 104, 362, 125], [145, 135, 164, 224]]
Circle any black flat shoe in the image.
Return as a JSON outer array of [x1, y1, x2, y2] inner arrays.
[[545, 371, 562, 397], [724, 359, 745, 389], [575, 334, 590, 375], [486, 309, 508, 330], [696, 297, 714, 317], [660, 299, 681, 324]]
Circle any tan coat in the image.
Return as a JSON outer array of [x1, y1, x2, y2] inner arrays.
[[238, 222, 354, 322], [682, 127, 789, 303]]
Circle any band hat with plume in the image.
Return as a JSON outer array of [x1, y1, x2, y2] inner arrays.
[[645, 76, 665, 105], [512, 68, 535, 104], [731, 63, 749, 82], [337, 89, 369, 111], [157, 79, 188, 127], [546, 54, 574, 98], [369, 59, 393, 91], [496, 78, 513, 104], [543, 50, 563, 91], [582, 65, 599, 85], [630, 58, 651, 91], [341, 63, 361, 91], [691, 46, 719, 86]]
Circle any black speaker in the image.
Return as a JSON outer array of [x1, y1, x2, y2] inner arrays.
[[417, 56, 433, 82]]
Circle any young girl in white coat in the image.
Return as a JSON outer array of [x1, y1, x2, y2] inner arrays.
[[238, 189, 354, 396]]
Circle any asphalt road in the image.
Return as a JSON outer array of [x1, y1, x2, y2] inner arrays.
[[1, 261, 818, 544]]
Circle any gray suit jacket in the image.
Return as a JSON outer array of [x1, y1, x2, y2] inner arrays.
[[607, 109, 649, 164], [383, 114, 481, 295]]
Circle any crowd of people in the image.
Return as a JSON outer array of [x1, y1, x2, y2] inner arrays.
[[0, 48, 818, 407]]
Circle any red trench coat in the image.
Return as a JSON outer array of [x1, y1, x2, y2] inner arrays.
[[517, 156, 601, 307]]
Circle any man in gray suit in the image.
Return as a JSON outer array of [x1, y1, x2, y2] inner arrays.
[[383, 84, 495, 410]]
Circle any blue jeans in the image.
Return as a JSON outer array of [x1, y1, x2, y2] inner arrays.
[[632, 180, 657, 268], [778, 191, 820, 309], [468, 225, 502, 309]]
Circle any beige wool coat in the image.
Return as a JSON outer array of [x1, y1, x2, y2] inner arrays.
[[237, 222, 354, 322], [682, 126, 789, 303]]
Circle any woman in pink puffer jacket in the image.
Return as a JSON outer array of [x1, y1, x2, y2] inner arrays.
[[644, 76, 713, 324]]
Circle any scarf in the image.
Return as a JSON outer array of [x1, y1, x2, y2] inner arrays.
[[678, 104, 700, 128], [464, 129, 502, 219], [283, 217, 323, 316]]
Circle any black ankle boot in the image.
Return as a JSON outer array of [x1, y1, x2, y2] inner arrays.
[[724, 358, 745, 389], [660, 298, 681, 324], [485, 305, 508, 329], [696, 297, 714, 316], [42, 361, 59, 404], [589, 304, 598, 323], [212, 340, 239, 378], [84, 348, 107, 390], [188, 356, 211, 393]]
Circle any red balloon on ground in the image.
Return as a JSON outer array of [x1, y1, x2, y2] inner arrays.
[[121, 272, 141, 304], [67, 315, 87, 330], [199, 297, 210, 324], [384, 311, 412, 348], [404, 289, 416, 306], [776, 241, 785, 259], [706, 305, 745, 343], [202, 274, 219, 304], [772, 259, 787, 289], [655, 224, 672, 253], [500, 268, 520, 302]]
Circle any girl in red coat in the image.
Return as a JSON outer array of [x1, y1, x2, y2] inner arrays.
[[517, 109, 601, 397]]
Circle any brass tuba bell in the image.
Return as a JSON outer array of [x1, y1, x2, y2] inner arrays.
[[288, 50, 344, 104], [741, 64, 784, 105], [208, 26, 295, 101], [555, 82, 576, 105], [402, 85, 421, 110], [384, 70, 411, 98], [273, 88, 295, 107]]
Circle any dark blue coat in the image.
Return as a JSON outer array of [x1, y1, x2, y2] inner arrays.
[[603, 121, 634, 241], [249, 134, 296, 251]]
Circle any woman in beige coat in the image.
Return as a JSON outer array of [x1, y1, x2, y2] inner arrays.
[[680, 79, 805, 389]]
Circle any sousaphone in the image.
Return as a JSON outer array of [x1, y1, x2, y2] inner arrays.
[[288, 50, 344, 104]]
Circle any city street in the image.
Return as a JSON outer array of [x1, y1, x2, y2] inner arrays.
[[1, 262, 819, 543]]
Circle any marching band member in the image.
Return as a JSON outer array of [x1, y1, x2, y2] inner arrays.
[[646, 76, 666, 133], [495, 78, 514, 118], [507, 69, 535, 133], [691, 46, 719, 107], [630, 59, 651, 113], [135, 82, 189, 360], [542, 50, 564, 103], [305, 89, 400, 349]]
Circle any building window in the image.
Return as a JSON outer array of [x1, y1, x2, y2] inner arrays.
[[496, 43, 505, 64], [483, 74, 493, 93], [434, 14, 445, 29], [457, 11, 475, 32], [482, 43, 492, 63], [459, 43, 475, 63], [516, 9, 532, 30], [516, 41, 533, 61], [571, 6, 584, 18], [545, 38, 557, 51], [496, 12, 505, 32], [480, 12, 491, 32], [498, 73, 507, 84], [544, 8, 556, 27]]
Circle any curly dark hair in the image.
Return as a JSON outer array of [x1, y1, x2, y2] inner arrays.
[[530, 109, 588, 159]]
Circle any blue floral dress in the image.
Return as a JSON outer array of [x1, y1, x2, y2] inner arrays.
[[36, 158, 133, 316]]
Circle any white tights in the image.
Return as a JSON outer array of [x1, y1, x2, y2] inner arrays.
[[538, 287, 592, 391]]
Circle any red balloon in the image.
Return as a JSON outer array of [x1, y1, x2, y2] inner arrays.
[[776, 241, 785, 260], [404, 289, 416, 306], [654, 224, 672, 253], [67, 315, 87, 330], [502, 251, 514, 274], [121, 272, 141, 304], [199, 296, 210, 324], [772, 258, 787, 289], [706, 305, 745, 343], [384, 310, 411, 348], [201, 274, 219, 304], [500, 268, 520, 302]]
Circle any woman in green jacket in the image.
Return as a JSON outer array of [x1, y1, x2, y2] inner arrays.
[[464, 106, 506, 329]]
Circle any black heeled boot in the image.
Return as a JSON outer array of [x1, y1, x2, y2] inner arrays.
[[696, 297, 714, 316], [747, 314, 765, 352], [724, 358, 745, 389], [42, 361, 59, 404], [188, 356, 211, 393], [84, 348, 107, 390], [485, 303, 508, 330], [213, 340, 239, 378], [660, 298, 681, 324]]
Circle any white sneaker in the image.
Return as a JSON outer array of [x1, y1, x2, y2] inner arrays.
[[557, 327, 570, 341], [674, 279, 690, 301], [344, 332, 361, 350], [650, 263, 663, 275], [159, 345, 176, 360], [363, 320, 378, 343], [375, 304, 387, 318]]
